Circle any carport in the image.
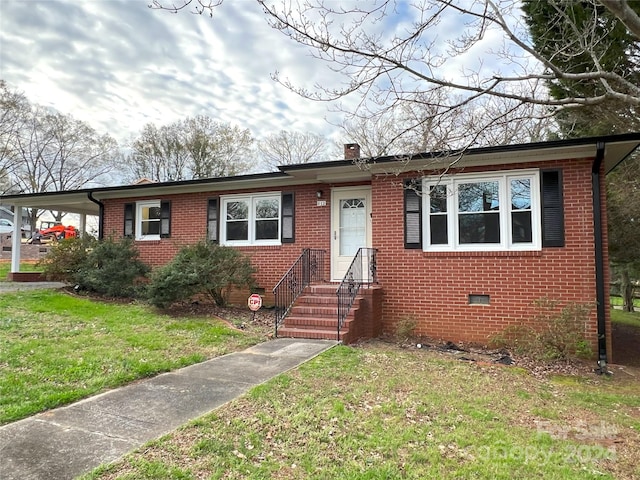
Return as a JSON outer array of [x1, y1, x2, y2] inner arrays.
[[0, 191, 101, 280]]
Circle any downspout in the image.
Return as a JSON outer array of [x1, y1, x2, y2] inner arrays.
[[591, 141, 608, 373], [87, 192, 104, 240]]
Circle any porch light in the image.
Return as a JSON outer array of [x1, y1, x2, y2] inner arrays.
[[316, 190, 324, 198]]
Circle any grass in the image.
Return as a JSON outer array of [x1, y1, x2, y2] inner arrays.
[[0, 290, 264, 424], [0, 261, 42, 280], [82, 344, 640, 480], [611, 307, 640, 327], [610, 295, 640, 308], [4, 286, 639, 479]]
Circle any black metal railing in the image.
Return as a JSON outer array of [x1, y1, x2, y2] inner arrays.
[[273, 249, 325, 337], [336, 247, 378, 341]]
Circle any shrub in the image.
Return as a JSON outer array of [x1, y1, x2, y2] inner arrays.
[[38, 235, 97, 282], [394, 316, 417, 341], [147, 241, 256, 308], [490, 324, 538, 356], [491, 298, 594, 361], [535, 299, 593, 360], [74, 237, 150, 298]]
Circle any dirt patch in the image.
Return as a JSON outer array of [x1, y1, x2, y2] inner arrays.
[[163, 301, 276, 337], [371, 334, 600, 378]]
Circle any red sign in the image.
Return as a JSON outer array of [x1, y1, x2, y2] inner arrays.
[[248, 293, 262, 311]]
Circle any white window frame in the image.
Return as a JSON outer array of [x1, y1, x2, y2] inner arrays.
[[136, 200, 161, 241], [220, 193, 282, 246], [423, 169, 541, 252]]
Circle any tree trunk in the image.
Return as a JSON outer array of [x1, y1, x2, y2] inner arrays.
[[621, 268, 635, 313], [28, 209, 38, 234]]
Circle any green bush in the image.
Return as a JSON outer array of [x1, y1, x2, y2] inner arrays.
[[490, 324, 538, 356], [491, 298, 594, 361], [75, 237, 150, 298], [394, 316, 417, 342], [38, 235, 98, 282], [147, 241, 256, 308]]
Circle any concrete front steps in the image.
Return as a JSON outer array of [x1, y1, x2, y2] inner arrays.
[[276, 283, 360, 343]]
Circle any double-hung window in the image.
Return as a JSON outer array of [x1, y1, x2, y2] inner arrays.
[[423, 170, 541, 251], [124, 200, 171, 241], [221, 194, 281, 246], [137, 201, 162, 240]]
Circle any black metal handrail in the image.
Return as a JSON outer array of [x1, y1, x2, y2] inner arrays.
[[273, 249, 325, 337], [336, 247, 378, 341]]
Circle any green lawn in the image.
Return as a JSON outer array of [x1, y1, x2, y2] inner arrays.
[[611, 307, 640, 327], [4, 288, 639, 479], [83, 344, 640, 480], [610, 295, 640, 308], [0, 262, 42, 281], [0, 290, 265, 424]]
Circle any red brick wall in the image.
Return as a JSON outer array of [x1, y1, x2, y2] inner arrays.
[[102, 159, 608, 356], [102, 184, 338, 304], [371, 157, 606, 354]]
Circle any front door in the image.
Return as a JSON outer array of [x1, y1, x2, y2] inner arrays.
[[331, 187, 372, 281]]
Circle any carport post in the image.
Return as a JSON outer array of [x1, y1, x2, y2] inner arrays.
[[79, 214, 86, 236], [10, 206, 22, 273]]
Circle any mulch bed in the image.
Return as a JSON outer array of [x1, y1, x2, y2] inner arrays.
[[163, 301, 276, 337]]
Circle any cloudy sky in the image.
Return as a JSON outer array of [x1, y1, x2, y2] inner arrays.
[[1, 0, 530, 164], [0, 0, 351, 148]]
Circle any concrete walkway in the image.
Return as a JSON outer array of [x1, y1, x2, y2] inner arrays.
[[0, 338, 338, 480], [0, 281, 67, 293]]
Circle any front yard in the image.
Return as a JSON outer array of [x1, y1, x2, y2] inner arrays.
[[0, 289, 268, 424], [83, 342, 640, 480], [2, 288, 639, 479]]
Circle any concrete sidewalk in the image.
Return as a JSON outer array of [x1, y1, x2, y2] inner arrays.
[[0, 338, 338, 480], [0, 281, 67, 293]]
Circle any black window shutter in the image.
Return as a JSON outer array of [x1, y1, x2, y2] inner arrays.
[[404, 179, 422, 249], [541, 169, 565, 247], [160, 200, 171, 238], [124, 203, 134, 238], [281, 192, 295, 243], [207, 197, 219, 243]]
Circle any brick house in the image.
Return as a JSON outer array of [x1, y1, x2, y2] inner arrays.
[[3, 133, 640, 367]]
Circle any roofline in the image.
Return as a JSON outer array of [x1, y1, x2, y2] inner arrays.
[[280, 132, 640, 173], [0, 171, 289, 202], [2, 132, 639, 206]]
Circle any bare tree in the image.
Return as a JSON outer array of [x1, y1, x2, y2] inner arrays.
[[5, 105, 119, 226], [152, 0, 640, 150], [258, 130, 329, 171], [184, 116, 254, 178], [340, 90, 555, 158], [0, 81, 30, 194], [129, 123, 189, 182], [128, 116, 255, 182]]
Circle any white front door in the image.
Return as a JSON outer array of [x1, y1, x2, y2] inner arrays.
[[331, 187, 372, 281]]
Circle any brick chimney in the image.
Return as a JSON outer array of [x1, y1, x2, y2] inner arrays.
[[344, 143, 361, 160]]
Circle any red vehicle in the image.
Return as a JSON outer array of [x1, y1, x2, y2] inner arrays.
[[27, 223, 77, 244]]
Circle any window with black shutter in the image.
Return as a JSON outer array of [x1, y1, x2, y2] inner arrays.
[[124, 203, 134, 238], [404, 179, 422, 249], [541, 169, 565, 247], [207, 197, 219, 243], [281, 192, 295, 243], [160, 200, 171, 238]]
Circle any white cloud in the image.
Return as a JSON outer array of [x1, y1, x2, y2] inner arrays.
[[0, 0, 341, 146], [1, 0, 531, 164]]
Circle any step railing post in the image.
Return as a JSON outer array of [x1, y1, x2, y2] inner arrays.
[[273, 248, 326, 337]]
